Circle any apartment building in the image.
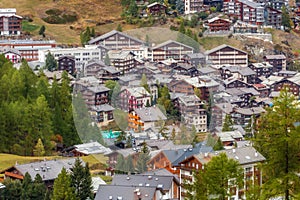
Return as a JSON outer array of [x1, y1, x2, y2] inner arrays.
[[0, 8, 22, 36], [223, 0, 264, 25], [38, 45, 101, 69], [184, 0, 206, 15], [205, 44, 248, 68]]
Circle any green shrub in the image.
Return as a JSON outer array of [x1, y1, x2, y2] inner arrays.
[[45, 9, 62, 16]]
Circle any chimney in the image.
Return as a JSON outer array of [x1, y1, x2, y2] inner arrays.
[[255, 151, 258, 157], [232, 149, 236, 153]]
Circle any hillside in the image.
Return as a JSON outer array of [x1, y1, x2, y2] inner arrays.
[[0, 0, 124, 43]]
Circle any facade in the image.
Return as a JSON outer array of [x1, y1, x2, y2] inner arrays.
[[205, 44, 248, 68], [272, 73, 300, 97], [0, 40, 56, 61], [207, 17, 231, 32], [231, 106, 265, 127], [184, 0, 205, 15], [249, 62, 273, 78], [264, 54, 287, 72], [178, 95, 207, 132], [128, 106, 167, 132], [0, 46, 21, 63], [57, 55, 75, 75], [108, 50, 136, 74], [265, 6, 282, 29], [82, 85, 110, 108], [0, 9, 22, 36], [172, 63, 199, 77], [39, 45, 101, 69], [219, 65, 256, 84], [0, 158, 79, 188], [150, 40, 194, 62], [119, 87, 152, 111], [183, 52, 206, 67], [88, 30, 145, 50], [179, 146, 266, 199], [90, 104, 114, 125], [147, 2, 167, 15], [223, 0, 264, 25]]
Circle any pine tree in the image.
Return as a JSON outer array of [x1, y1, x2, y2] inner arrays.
[[136, 152, 150, 173], [254, 88, 300, 199], [33, 138, 45, 156], [125, 155, 135, 174], [116, 154, 125, 172], [52, 168, 78, 200], [21, 172, 33, 200], [39, 25, 46, 37], [104, 53, 111, 66], [222, 114, 234, 131], [2, 178, 22, 199], [116, 24, 123, 32], [31, 174, 47, 200], [45, 52, 57, 72], [282, 6, 292, 31], [70, 158, 93, 200]]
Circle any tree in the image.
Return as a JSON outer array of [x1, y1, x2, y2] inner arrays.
[[116, 24, 123, 32], [254, 88, 300, 200], [104, 53, 111, 66], [2, 178, 22, 199], [21, 172, 33, 200], [145, 35, 150, 47], [125, 155, 135, 174], [91, 27, 95, 37], [70, 158, 93, 200], [213, 137, 224, 151], [187, 153, 243, 200], [282, 6, 292, 31], [33, 138, 45, 156], [222, 114, 234, 131], [39, 25, 46, 37], [140, 73, 150, 92], [194, 87, 201, 99], [136, 152, 150, 173], [178, 20, 185, 34], [128, 0, 138, 17], [52, 168, 78, 200], [45, 52, 57, 72], [116, 154, 125, 172], [31, 174, 47, 200], [171, 128, 176, 142], [176, 0, 184, 14]]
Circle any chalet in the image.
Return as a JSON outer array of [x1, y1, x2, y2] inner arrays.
[[183, 52, 206, 67], [88, 30, 145, 50], [0, 46, 21, 63], [265, 6, 282, 29], [179, 146, 266, 199], [172, 63, 199, 77], [119, 87, 151, 111], [225, 87, 260, 107], [150, 40, 194, 62], [128, 106, 167, 132], [184, 76, 220, 101], [90, 104, 115, 125], [168, 79, 194, 95], [205, 44, 248, 68], [147, 142, 213, 176], [272, 73, 300, 97], [215, 130, 244, 148], [198, 66, 218, 77], [0, 39, 56, 61], [223, 0, 264, 25], [43, 70, 75, 85], [63, 141, 112, 157], [147, 2, 167, 15], [231, 106, 265, 127], [264, 54, 287, 71], [83, 59, 120, 82], [95, 185, 158, 200], [252, 83, 270, 98], [0, 9, 22, 36], [223, 78, 250, 88], [57, 55, 75, 75], [207, 17, 231, 32], [177, 95, 207, 132], [219, 65, 256, 84], [184, 0, 206, 14], [0, 158, 79, 188], [211, 102, 235, 127], [112, 174, 179, 200], [277, 70, 297, 78], [108, 50, 136, 74], [82, 85, 110, 108], [249, 62, 273, 78]]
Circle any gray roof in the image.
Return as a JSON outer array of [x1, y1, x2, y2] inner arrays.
[[265, 54, 286, 60], [89, 30, 145, 45], [221, 65, 255, 76], [95, 185, 157, 200], [215, 125, 246, 136], [185, 75, 220, 88], [226, 87, 260, 96], [92, 177, 106, 193], [91, 104, 115, 112], [233, 107, 265, 115], [14, 158, 79, 181], [111, 174, 175, 191], [0, 46, 21, 55], [134, 106, 167, 122], [198, 67, 217, 75], [214, 102, 234, 114], [178, 94, 203, 106], [221, 146, 266, 165], [205, 44, 247, 55], [186, 52, 206, 59], [74, 141, 112, 155], [239, 0, 262, 8], [108, 50, 135, 60], [88, 85, 110, 93], [150, 40, 194, 51], [216, 130, 244, 142]]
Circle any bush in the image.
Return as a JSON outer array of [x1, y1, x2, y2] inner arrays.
[[45, 9, 62, 16]]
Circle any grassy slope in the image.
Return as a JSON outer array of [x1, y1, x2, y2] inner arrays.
[[0, 0, 123, 44], [0, 153, 107, 172]]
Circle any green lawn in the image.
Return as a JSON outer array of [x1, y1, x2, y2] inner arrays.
[[22, 20, 40, 32]]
